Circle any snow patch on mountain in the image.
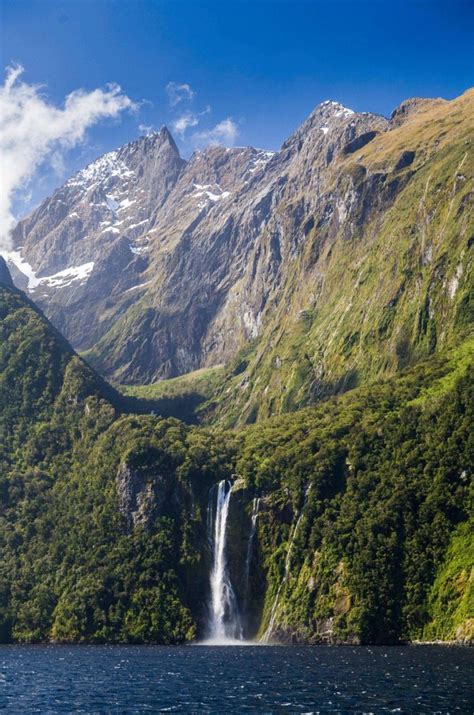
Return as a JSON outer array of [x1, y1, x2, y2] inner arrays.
[[127, 219, 149, 231], [2, 249, 94, 291], [2, 250, 41, 290], [193, 184, 231, 209], [124, 280, 151, 292], [67, 151, 134, 193], [34, 262, 95, 290]]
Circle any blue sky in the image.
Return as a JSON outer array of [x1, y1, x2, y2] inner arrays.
[[1, 0, 473, 218]]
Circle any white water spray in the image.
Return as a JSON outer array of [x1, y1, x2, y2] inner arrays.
[[206, 480, 243, 643]]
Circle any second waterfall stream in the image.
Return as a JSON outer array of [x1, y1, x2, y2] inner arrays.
[[206, 480, 243, 643]]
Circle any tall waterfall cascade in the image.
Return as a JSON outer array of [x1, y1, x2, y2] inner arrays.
[[205, 480, 310, 644], [206, 480, 243, 643]]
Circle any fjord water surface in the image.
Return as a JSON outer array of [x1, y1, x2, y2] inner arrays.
[[1, 644, 472, 713]]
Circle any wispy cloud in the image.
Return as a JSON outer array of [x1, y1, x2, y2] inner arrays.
[[0, 64, 135, 250], [192, 118, 239, 148], [171, 105, 211, 138], [139, 123, 154, 134], [166, 81, 195, 107], [172, 111, 199, 137]]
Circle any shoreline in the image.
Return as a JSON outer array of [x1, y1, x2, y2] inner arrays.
[[0, 639, 471, 648]]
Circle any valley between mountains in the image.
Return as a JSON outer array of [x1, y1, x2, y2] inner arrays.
[[0, 88, 472, 645]]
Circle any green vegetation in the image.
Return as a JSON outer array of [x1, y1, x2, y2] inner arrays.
[[1, 284, 472, 644], [0, 287, 236, 644], [423, 521, 473, 642], [119, 365, 225, 423], [238, 353, 473, 643], [202, 90, 474, 426]]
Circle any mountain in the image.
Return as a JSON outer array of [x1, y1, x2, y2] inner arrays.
[[7, 90, 472, 406], [6, 129, 184, 352], [0, 280, 472, 644], [205, 90, 474, 424], [1, 89, 472, 644]]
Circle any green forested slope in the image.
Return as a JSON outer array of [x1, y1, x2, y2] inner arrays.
[[237, 344, 473, 643], [0, 285, 472, 644], [0, 286, 236, 643]]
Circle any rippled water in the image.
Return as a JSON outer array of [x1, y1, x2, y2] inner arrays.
[[0, 644, 472, 713]]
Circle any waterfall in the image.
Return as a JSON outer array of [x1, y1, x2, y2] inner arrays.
[[244, 497, 260, 601], [261, 486, 311, 643], [206, 480, 243, 642]]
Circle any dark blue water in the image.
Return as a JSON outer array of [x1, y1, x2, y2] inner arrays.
[[0, 644, 472, 713]]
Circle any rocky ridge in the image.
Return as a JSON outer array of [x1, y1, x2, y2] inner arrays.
[[4, 90, 473, 409]]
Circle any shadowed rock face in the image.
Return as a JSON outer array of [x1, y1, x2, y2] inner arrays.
[[0, 257, 13, 287], [5, 90, 473, 395]]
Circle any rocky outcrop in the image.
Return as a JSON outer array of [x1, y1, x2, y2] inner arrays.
[[390, 96, 446, 126], [116, 460, 176, 532]]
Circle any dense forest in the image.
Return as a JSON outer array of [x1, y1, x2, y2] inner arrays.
[[1, 283, 472, 644]]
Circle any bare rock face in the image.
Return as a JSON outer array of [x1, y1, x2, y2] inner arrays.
[[0, 103, 390, 381], [116, 460, 176, 532], [88, 100, 388, 383]]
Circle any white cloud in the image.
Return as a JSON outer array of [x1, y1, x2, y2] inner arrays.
[[170, 105, 211, 139], [172, 111, 199, 137], [139, 123, 154, 134], [192, 118, 239, 148], [166, 81, 195, 107], [0, 64, 135, 249]]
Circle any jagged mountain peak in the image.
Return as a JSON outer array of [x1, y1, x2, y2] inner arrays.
[[157, 124, 176, 143], [305, 98, 388, 131], [8, 123, 185, 284], [122, 125, 181, 156], [7, 89, 472, 387], [280, 97, 388, 160], [64, 126, 181, 194], [317, 99, 355, 116]]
